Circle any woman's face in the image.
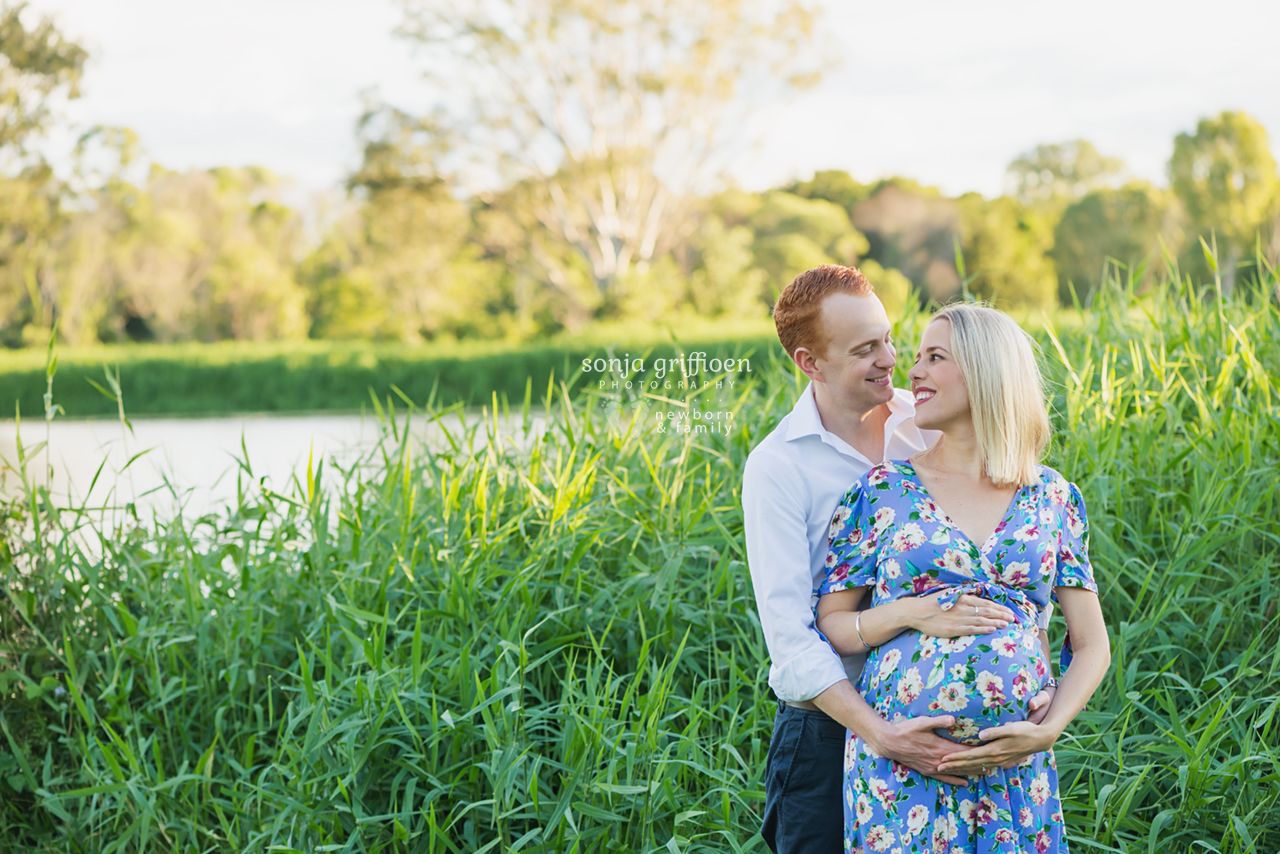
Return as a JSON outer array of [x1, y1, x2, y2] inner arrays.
[[907, 318, 970, 431]]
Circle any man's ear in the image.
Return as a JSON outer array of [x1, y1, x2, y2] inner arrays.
[[792, 347, 824, 384]]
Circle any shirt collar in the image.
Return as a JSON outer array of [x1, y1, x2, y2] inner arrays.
[[786, 382, 912, 438], [785, 381, 916, 460]]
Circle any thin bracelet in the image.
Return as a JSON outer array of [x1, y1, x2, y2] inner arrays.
[[855, 611, 870, 650]]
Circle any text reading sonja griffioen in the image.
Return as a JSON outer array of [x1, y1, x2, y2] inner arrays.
[[581, 351, 751, 390]]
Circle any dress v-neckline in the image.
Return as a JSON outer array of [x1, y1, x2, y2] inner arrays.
[[902, 460, 1024, 555]]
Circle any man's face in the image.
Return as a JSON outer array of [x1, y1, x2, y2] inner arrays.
[[801, 292, 897, 412]]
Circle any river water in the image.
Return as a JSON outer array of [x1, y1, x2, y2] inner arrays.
[[0, 409, 531, 523]]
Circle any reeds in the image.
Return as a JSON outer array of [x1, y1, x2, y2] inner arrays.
[[0, 265, 1277, 853]]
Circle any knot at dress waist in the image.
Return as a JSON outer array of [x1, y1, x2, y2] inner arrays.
[[935, 581, 1038, 628]]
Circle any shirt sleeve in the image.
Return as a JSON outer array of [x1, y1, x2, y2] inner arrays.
[[742, 450, 850, 703], [1050, 481, 1099, 600], [818, 479, 878, 595]]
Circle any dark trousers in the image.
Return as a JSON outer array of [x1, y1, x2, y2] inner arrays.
[[759, 700, 846, 854]]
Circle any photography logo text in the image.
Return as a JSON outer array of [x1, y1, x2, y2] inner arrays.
[[581, 351, 751, 390]]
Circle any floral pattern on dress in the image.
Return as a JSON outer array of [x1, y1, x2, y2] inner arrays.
[[818, 461, 1097, 854]]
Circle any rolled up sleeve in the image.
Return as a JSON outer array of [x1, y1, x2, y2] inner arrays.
[[743, 451, 849, 702]]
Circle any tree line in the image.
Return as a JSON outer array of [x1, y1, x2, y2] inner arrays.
[[0, 0, 1277, 348]]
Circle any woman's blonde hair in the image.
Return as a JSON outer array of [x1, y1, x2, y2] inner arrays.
[[932, 303, 1050, 487]]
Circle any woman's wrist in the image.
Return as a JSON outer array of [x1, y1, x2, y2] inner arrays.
[[903, 595, 934, 633]]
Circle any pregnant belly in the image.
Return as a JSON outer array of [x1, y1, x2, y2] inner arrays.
[[859, 621, 1048, 744]]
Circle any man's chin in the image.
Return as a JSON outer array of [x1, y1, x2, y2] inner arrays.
[[845, 382, 894, 411], [867, 381, 895, 402]]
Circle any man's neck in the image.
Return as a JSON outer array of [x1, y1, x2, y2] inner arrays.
[[811, 384, 892, 464]]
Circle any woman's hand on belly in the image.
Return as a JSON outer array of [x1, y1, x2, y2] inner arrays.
[[910, 591, 1016, 638], [934, 719, 1062, 776]]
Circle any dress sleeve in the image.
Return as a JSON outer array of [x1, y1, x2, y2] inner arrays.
[[1049, 481, 1099, 680], [1050, 482, 1099, 600], [818, 478, 878, 596]]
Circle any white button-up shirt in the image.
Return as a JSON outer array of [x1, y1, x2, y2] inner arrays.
[[743, 383, 934, 701], [742, 382, 1055, 703]]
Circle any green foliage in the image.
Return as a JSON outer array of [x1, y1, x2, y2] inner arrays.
[[0, 163, 62, 347], [1007, 140, 1126, 210], [851, 182, 961, 303], [1, 272, 1277, 852], [784, 169, 873, 212], [1170, 111, 1280, 288], [748, 191, 869, 292], [687, 217, 768, 317], [0, 2, 87, 153], [857, 258, 912, 317], [1052, 182, 1182, 304], [956, 193, 1058, 310]]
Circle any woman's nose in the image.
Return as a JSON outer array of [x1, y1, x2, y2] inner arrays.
[[907, 361, 924, 381]]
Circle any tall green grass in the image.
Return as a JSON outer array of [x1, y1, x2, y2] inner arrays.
[[0, 268, 1277, 853]]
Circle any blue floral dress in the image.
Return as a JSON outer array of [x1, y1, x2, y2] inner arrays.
[[818, 461, 1097, 854]]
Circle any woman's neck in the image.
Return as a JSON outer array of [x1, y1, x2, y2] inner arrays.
[[915, 424, 985, 480]]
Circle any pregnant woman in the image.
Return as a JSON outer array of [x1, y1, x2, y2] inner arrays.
[[815, 304, 1110, 853]]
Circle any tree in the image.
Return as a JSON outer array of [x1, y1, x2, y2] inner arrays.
[[785, 169, 872, 213], [109, 166, 310, 342], [955, 194, 1057, 310], [686, 214, 767, 317], [1169, 111, 1279, 291], [850, 181, 960, 303], [0, 2, 86, 161], [394, 0, 824, 314], [747, 190, 868, 294], [302, 107, 510, 341], [1006, 140, 1125, 210], [0, 3, 87, 345], [1052, 182, 1182, 303]]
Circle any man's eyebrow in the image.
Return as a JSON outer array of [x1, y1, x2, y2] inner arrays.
[[848, 337, 881, 352]]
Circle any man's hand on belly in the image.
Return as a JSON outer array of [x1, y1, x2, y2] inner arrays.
[[861, 715, 972, 787], [813, 676, 972, 786]]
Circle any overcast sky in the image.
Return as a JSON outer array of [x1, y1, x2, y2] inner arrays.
[[25, 0, 1280, 199]]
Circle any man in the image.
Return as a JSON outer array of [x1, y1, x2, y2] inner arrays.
[[742, 265, 1053, 853]]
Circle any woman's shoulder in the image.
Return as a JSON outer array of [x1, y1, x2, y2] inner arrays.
[[1032, 465, 1085, 506], [837, 461, 913, 505], [865, 459, 916, 488]]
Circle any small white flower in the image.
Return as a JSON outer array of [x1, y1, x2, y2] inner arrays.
[[1029, 772, 1051, 805], [878, 648, 902, 680]]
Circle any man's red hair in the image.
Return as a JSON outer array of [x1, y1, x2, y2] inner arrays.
[[772, 264, 875, 359]]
